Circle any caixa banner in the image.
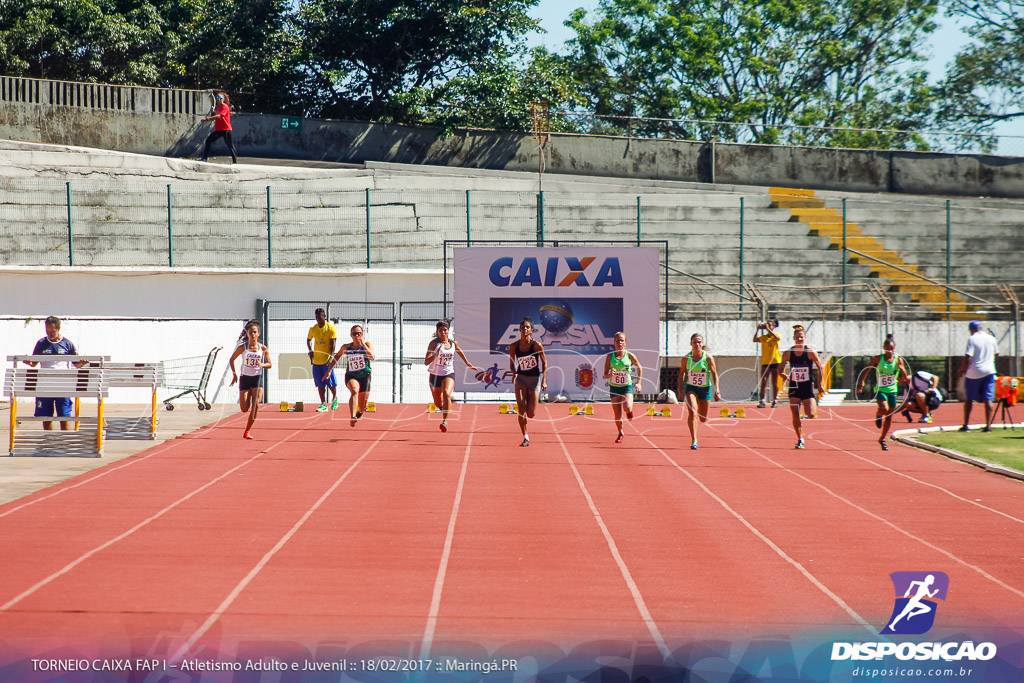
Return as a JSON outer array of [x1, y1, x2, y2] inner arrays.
[[453, 247, 661, 397]]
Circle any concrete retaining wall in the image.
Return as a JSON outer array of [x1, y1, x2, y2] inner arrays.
[[4, 77, 1024, 198]]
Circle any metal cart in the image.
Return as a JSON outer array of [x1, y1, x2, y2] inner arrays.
[[162, 347, 221, 410]]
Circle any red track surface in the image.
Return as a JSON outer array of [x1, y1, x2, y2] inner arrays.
[[1, 402, 1022, 665]]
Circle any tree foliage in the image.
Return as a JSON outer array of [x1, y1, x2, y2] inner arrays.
[[0, 0, 299, 112], [558, 0, 939, 148], [296, 0, 541, 121], [938, 0, 1024, 138]]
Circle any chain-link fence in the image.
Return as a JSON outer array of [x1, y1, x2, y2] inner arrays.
[[261, 301, 397, 406], [5, 180, 1020, 294]]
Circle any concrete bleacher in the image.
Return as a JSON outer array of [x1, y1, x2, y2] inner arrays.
[[1, 140, 1020, 316]]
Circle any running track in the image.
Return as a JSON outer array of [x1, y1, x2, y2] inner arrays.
[[1, 403, 1022, 678]]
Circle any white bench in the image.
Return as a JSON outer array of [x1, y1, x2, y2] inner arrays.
[[104, 363, 163, 439], [4, 356, 109, 457]]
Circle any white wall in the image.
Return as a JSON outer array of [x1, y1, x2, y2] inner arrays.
[[3, 267, 1014, 403]]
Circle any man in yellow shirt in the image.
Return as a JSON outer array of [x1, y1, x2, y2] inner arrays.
[[307, 308, 338, 411], [753, 319, 782, 408]]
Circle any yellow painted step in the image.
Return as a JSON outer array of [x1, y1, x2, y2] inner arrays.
[[769, 187, 816, 196]]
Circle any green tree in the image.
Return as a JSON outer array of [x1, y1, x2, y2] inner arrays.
[[937, 0, 1024, 149], [0, 0, 300, 113], [297, 0, 541, 121], [0, 0, 168, 83], [416, 46, 587, 133], [559, 0, 939, 148]]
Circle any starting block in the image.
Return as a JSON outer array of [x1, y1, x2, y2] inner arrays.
[[720, 406, 745, 418], [569, 404, 594, 415], [427, 403, 438, 412], [366, 402, 376, 413], [647, 405, 671, 417], [279, 401, 304, 412], [499, 403, 517, 414]]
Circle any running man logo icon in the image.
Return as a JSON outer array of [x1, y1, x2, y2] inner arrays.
[[881, 571, 949, 635]]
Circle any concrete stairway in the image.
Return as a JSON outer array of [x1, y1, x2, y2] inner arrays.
[[769, 187, 977, 317]]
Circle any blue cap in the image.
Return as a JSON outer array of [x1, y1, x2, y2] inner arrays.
[[969, 320, 982, 330]]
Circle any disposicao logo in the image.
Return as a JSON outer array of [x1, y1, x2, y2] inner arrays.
[[488, 256, 623, 287], [882, 571, 948, 635], [831, 571, 997, 663]]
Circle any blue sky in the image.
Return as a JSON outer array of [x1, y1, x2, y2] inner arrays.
[[526, 1, 1023, 151]]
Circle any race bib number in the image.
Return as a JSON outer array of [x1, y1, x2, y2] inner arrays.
[[611, 370, 630, 385], [688, 371, 706, 386], [347, 354, 366, 372], [243, 355, 261, 368], [437, 351, 454, 365], [879, 373, 896, 388], [790, 367, 810, 383], [518, 355, 538, 371]]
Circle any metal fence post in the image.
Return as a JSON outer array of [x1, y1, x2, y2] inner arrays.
[[636, 196, 642, 246], [392, 304, 398, 403], [946, 199, 952, 320], [536, 191, 544, 246], [266, 186, 273, 268], [842, 198, 847, 315], [739, 197, 744, 318], [66, 181, 74, 266], [167, 184, 174, 267], [366, 188, 372, 268], [466, 190, 471, 246]]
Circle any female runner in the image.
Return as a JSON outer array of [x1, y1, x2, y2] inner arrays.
[[510, 317, 548, 447], [425, 319, 478, 432], [678, 333, 721, 450], [856, 334, 909, 450], [603, 331, 642, 443], [779, 324, 825, 449], [229, 320, 272, 439], [328, 324, 375, 427]]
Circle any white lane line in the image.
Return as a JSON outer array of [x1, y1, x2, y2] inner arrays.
[[0, 419, 231, 519], [727, 436, 1024, 601], [170, 405, 413, 663], [637, 430, 879, 637], [419, 407, 477, 660], [818, 439, 1024, 525], [554, 431, 673, 660], [1, 429, 303, 612]]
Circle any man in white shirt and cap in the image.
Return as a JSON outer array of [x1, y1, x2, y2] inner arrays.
[[958, 321, 998, 432]]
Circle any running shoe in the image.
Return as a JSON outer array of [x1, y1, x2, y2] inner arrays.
[[440, 422, 448, 433], [982, 426, 992, 433], [771, 400, 777, 408], [316, 403, 328, 412], [615, 434, 623, 444], [331, 398, 339, 410], [690, 441, 698, 450], [349, 418, 357, 427], [198, 157, 208, 162], [757, 400, 766, 408], [355, 410, 363, 419], [520, 437, 530, 447], [795, 439, 805, 449], [902, 409, 912, 422], [243, 430, 253, 440], [879, 439, 888, 451], [875, 416, 882, 429], [626, 410, 634, 421], [958, 425, 969, 432], [918, 415, 932, 424]]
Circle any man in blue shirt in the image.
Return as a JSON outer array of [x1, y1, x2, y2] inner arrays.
[[24, 316, 88, 430]]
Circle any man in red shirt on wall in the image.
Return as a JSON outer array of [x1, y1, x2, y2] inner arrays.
[[199, 91, 238, 163]]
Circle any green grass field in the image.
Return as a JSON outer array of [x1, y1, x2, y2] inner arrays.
[[917, 429, 1024, 473]]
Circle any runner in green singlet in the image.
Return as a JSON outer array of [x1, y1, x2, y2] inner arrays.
[[856, 334, 910, 451], [603, 331, 642, 444], [677, 333, 721, 451]]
